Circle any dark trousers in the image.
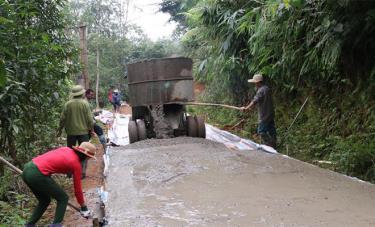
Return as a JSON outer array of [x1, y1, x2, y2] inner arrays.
[[258, 119, 277, 148], [67, 134, 90, 178], [113, 101, 120, 112], [22, 162, 68, 224], [93, 123, 106, 146], [67, 134, 90, 147]]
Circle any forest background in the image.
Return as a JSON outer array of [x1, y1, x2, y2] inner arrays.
[[0, 0, 374, 224]]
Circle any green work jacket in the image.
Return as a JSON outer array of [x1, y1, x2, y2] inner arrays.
[[59, 97, 94, 136]]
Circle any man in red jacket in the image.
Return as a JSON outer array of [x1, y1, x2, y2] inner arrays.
[[22, 142, 97, 227]]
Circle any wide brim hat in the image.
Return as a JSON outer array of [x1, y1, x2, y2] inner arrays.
[[113, 89, 119, 93], [248, 74, 263, 83], [71, 85, 86, 97], [73, 142, 97, 160]]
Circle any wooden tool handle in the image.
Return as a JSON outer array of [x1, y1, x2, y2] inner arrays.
[[169, 102, 243, 110]]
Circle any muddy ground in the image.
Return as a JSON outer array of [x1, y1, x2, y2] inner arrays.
[[105, 137, 375, 227]]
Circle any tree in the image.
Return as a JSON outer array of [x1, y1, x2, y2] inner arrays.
[[0, 0, 78, 223]]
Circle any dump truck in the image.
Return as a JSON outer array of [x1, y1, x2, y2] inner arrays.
[[127, 57, 206, 143]]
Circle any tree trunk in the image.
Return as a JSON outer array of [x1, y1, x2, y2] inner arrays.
[[96, 48, 100, 109], [79, 24, 89, 89]]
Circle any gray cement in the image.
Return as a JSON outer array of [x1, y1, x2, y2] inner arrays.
[[150, 105, 174, 139], [105, 137, 375, 227]]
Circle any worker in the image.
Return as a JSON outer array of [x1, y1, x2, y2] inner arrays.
[[112, 89, 121, 113], [57, 85, 94, 178], [241, 74, 277, 148], [84, 89, 107, 150], [22, 142, 96, 227], [108, 86, 113, 105], [85, 88, 96, 110]]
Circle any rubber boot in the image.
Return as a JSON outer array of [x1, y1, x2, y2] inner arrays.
[[24, 224, 35, 227]]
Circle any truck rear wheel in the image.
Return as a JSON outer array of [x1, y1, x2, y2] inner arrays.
[[195, 116, 206, 138], [128, 120, 138, 143], [186, 116, 198, 137], [137, 119, 147, 141]]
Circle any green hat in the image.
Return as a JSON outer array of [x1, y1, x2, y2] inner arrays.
[[71, 85, 85, 97]]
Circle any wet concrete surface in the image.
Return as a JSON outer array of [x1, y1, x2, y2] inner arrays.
[[105, 137, 375, 227], [150, 105, 174, 139]]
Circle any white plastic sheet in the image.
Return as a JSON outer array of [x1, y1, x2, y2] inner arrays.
[[205, 124, 277, 154], [98, 110, 277, 154], [107, 114, 130, 146], [94, 109, 114, 125]]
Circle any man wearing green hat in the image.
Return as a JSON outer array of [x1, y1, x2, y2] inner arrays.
[[57, 85, 94, 178], [241, 74, 277, 148]]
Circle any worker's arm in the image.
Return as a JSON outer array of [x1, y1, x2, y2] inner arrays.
[[72, 162, 85, 206], [240, 100, 257, 111], [241, 87, 264, 111], [244, 101, 256, 111], [72, 161, 91, 218]]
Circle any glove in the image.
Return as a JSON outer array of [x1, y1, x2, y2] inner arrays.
[[80, 206, 91, 218]]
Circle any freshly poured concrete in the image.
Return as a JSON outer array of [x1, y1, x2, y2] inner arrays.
[[105, 137, 375, 226]]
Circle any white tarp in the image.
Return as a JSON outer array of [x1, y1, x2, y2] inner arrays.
[[205, 124, 277, 154], [100, 111, 276, 154], [107, 114, 130, 146], [94, 109, 114, 125]]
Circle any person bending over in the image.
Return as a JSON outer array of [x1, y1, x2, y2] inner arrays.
[[22, 142, 96, 227]]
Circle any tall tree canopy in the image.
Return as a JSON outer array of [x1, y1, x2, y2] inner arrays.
[[0, 0, 77, 223], [0, 0, 77, 163]]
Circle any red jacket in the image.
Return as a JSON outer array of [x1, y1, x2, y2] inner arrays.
[[108, 90, 113, 102], [32, 147, 85, 205]]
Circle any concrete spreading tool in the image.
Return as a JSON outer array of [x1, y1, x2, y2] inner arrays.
[[170, 101, 243, 110]]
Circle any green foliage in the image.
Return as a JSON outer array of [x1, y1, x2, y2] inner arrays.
[[165, 0, 375, 181], [329, 134, 375, 181], [68, 0, 184, 105], [0, 192, 29, 225], [0, 0, 78, 223], [0, 60, 6, 87], [160, 0, 199, 35], [0, 170, 31, 225], [0, 0, 78, 164]]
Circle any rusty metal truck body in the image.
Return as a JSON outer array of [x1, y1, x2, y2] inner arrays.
[[127, 57, 205, 143]]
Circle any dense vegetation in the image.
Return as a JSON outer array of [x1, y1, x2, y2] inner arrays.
[[0, 0, 77, 223], [0, 0, 179, 224], [161, 0, 375, 181]]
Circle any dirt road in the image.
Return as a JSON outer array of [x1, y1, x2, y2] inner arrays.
[[105, 137, 375, 227]]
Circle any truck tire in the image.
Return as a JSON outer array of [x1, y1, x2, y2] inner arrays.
[[137, 119, 147, 141], [128, 120, 138, 143], [195, 116, 206, 138], [186, 116, 198, 137]]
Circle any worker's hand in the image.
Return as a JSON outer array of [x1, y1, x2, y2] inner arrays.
[[80, 206, 91, 218], [90, 130, 97, 137], [240, 107, 247, 112]]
